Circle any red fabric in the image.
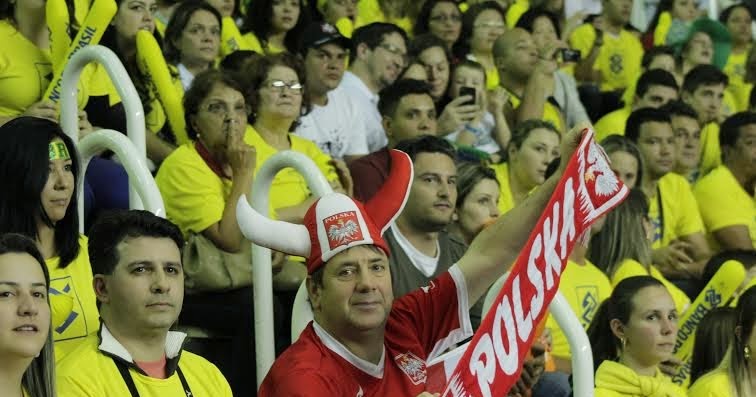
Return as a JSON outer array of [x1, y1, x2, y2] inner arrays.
[[194, 141, 230, 179], [348, 147, 392, 203], [259, 271, 468, 396], [440, 130, 629, 396], [134, 355, 167, 379]]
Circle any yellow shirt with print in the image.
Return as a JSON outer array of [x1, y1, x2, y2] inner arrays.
[[491, 162, 516, 214], [546, 259, 612, 359], [724, 48, 752, 112], [503, 86, 565, 133], [687, 369, 732, 397], [694, 165, 756, 252], [594, 106, 631, 142], [612, 258, 691, 314], [156, 144, 232, 237], [648, 172, 705, 250], [47, 236, 99, 362], [355, 0, 413, 34], [699, 122, 721, 176], [0, 20, 53, 117], [569, 24, 643, 92], [244, 125, 338, 216]]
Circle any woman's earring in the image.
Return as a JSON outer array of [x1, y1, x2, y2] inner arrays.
[[745, 345, 752, 360], [620, 337, 626, 350]]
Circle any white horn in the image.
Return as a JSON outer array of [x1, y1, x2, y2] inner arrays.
[[236, 195, 311, 258]]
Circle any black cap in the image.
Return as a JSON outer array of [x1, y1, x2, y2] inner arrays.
[[298, 22, 351, 55]]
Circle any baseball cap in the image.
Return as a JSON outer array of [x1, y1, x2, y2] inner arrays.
[[298, 22, 351, 55]]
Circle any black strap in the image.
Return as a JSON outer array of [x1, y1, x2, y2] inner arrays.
[[656, 186, 664, 242], [113, 358, 193, 397]]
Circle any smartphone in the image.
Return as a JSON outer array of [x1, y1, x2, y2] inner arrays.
[[560, 48, 581, 63], [459, 86, 476, 106]]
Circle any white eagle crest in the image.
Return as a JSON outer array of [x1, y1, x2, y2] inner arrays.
[[328, 219, 360, 244], [585, 143, 620, 196]]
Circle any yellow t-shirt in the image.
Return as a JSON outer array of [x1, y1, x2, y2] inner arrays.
[[594, 106, 631, 142], [546, 259, 612, 359], [594, 360, 687, 397], [0, 20, 53, 117], [505, 0, 529, 27], [694, 165, 756, 251], [687, 369, 733, 397], [355, 0, 413, 35], [244, 125, 338, 216], [648, 173, 705, 250], [699, 122, 721, 176], [239, 31, 283, 55], [221, 17, 263, 57], [156, 144, 232, 237], [46, 236, 99, 362], [56, 332, 232, 397], [569, 24, 644, 92], [491, 162, 515, 214], [723, 48, 752, 112], [503, 86, 565, 133], [612, 258, 691, 314]]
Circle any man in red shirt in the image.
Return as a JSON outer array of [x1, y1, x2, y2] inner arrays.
[[238, 124, 584, 396]]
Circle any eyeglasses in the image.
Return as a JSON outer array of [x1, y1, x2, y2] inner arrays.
[[202, 101, 250, 117], [429, 14, 462, 23], [377, 43, 409, 66], [474, 21, 506, 30], [263, 79, 304, 94]]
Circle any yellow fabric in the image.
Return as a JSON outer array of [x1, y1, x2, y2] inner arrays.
[[46, 236, 99, 362], [155, 18, 167, 38], [654, 11, 672, 46], [569, 24, 644, 92], [722, 89, 738, 118], [505, 0, 529, 28], [73, 0, 92, 27], [612, 258, 691, 314], [648, 172, 705, 249], [724, 48, 751, 112], [355, 0, 413, 34], [595, 106, 631, 142], [56, 333, 233, 397], [220, 17, 262, 57], [156, 144, 232, 237], [546, 259, 612, 358], [244, 125, 338, 216], [0, 21, 53, 117], [485, 67, 500, 90], [687, 369, 733, 397], [238, 31, 272, 54], [699, 122, 721, 175], [594, 360, 687, 397], [503, 86, 565, 132], [491, 162, 515, 214], [694, 165, 756, 251]]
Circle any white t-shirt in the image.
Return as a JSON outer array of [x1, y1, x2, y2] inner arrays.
[[388, 226, 440, 278], [335, 71, 387, 153], [444, 112, 501, 154], [294, 88, 370, 159]]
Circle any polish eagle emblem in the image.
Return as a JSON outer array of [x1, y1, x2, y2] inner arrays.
[[328, 219, 360, 244]]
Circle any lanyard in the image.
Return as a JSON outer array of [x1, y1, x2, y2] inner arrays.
[[656, 186, 664, 242], [113, 357, 193, 397]]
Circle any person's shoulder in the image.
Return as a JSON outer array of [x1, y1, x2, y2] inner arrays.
[[660, 172, 692, 192], [695, 165, 730, 188], [441, 231, 468, 251], [290, 133, 326, 154], [688, 369, 732, 397], [350, 147, 389, 169], [56, 333, 103, 374], [160, 143, 201, 167], [262, 333, 339, 386]]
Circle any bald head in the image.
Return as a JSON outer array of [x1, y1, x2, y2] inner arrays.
[[494, 28, 537, 81], [493, 28, 531, 59]]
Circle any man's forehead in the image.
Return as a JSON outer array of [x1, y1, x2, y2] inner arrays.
[[639, 121, 674, 137], [397, 93, 435, 109], [116, 236, 181, 263], [325, 245, 387, 267], [312, 42, 348, 55]]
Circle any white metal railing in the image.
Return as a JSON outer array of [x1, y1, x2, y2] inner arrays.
[[58, 45, 164, 228], [241, 151, 333, 388]]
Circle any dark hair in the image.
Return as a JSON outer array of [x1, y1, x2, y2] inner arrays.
[[163, 0, 222, 64], [0, 117, 81, 269], [600, 135, 645, 187], [350, 22, 409, 64], [587, 276, 666, 371], [88, 210, 184, 276], [452, 1, 506, 60], [659, 99, 699, 121], [408, 33, 451, 62], [377, 78, 434, 117], [395, 134, 456, 162], [625, 107, 671, 143], [453, 59, 486, 81], [635, 69, 678, 98], [515, 8, 562, 38], [508, 119, 561, 151], [751, 85, 756, 110], [719, 3, 753, 24], [456, 162, 499, 208], [720, 111, 756, 151], [219, 50, 264, 72], [414, 0, 460, 37], [183, 69, 247, 140], [242, 52, 310, 126], [730, 285, 756, 396], [242, 0, 311, 53], [0, 233, 56, 397], [689, 307, 738, 384], [682, 64, 729, 94], [642, 45, 675, 69]]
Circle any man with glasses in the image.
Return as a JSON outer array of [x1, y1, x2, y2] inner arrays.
[[295, 22, 370, 162], [336, 22, 409, 153]]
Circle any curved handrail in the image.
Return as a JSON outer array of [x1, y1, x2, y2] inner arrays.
[[58, 44, 148, 225], [247, 151, 333, 388], [77, 130, 165, 219]]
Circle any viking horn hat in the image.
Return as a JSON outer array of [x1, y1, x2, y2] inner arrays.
[[237, 149, 414, 274]]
